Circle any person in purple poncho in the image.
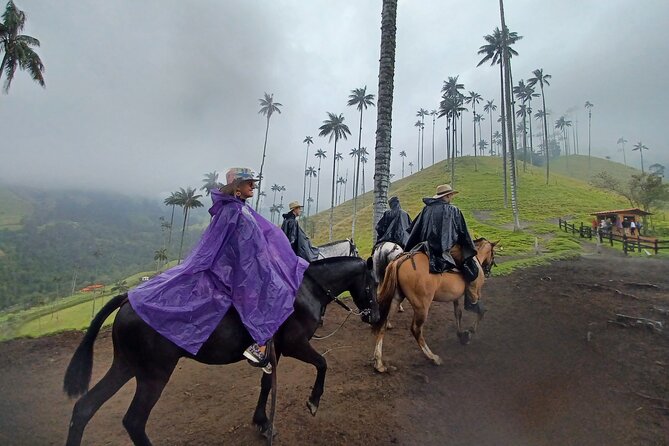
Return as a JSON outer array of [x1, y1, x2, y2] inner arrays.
[[128, 167, 308, 374]]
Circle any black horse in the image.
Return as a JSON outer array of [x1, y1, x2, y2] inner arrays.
[[63, 256, 379, 446]]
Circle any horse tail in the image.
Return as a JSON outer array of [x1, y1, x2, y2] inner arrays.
[[372, 259, 400, 334], [63, 293, 127, 398]]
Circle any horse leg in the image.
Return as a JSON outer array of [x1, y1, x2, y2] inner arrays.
[[252, 352, 283, 436], [285, 341, 327, 416], [373, 297, 402, 373], [122, 366, 175, 446], [66, 360, 133, 446], [454, 299, 471, 345], [411, 306, 442, 365]]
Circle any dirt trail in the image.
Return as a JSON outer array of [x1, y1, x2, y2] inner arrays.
[[1, 256, 668, 445]]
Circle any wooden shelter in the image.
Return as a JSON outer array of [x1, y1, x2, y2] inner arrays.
[[590, 208, 651, 236]]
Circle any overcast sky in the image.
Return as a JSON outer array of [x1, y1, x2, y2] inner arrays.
[[2, 0, 667, 210]]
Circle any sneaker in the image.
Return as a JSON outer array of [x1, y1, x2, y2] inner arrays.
[[243, 344, 273, 374]]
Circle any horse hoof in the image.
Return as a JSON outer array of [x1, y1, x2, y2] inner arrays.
[[432, 356, 443, 366], [257, 423, 278, 438], [458, 331, 472, 345], [387, 322, 394, 330], [374, 364, 388, 373], [398, 303, 405, 312], [306, 400, 319, 416]]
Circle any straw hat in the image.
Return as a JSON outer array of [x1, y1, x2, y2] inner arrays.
[[432, 184, 458, 199], [225, 167, 259, 185], [288, 201, 303, 210]]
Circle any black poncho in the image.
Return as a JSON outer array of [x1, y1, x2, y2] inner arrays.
[[281, 212, 320, 262], [375, 197, 412, 248], [405, 198, 477, 273]]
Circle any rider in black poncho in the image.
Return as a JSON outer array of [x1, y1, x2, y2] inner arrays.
[[281, 201, 320, 262], [405, 184, 477, 275], [375, 196, 412, 248]]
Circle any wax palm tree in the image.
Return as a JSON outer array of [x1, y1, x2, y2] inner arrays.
[[515, 103, 529, 171], [483, 100, 497, 156], [200, 171, 220, 196], [478, 139, 489, 156], [555, 115, 573, 171], [306, 197, 314, 220], [0, 1, 45, 93], [399, 150, 407, 178], [336, 176, 347, 204], [318, 112, 351, 240], [302, 136, 313, 206], [335, 151, 344, 201], [416, 108, 429, 169], [314, 149, 327, 214], [270, 183, 282, 221], [465, 91, 483, 160], [430, 110, 437, 165], [617, 137, 628, 166], [372, 0, 398, 237], [359, 148, 369, 194], [632, 142, 649, 173], [305, 167, 317, 217], [256, 92, 283, 210], [111, 280, 129, 294], [163, 191, 181, 253], [347, 86, 375, 239], [269, 204, 280, 223], [584, 101, 594, 172], [154, 248, 168, 271], [528, 69, 552, 184], [413, 120, 423, 169], [408, 161, 414, 175], [176, 187, 204, 263]]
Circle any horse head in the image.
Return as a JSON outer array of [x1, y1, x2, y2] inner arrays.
[[474, 238, 498, 278], [348, 238, 359, 257], [356, 257, 379, 324]]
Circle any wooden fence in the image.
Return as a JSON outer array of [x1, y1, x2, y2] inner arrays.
[[558, 218, 669, 255]]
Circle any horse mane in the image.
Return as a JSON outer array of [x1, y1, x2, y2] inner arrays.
[[473, 237, 488, 244], [310, 256, 363, 267], [317, 238, 353, 248]]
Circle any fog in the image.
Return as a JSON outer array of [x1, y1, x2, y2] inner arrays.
[[1, 0, 667, 210]]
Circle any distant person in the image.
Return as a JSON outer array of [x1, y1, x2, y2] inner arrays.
[[630, 220, 636, 236], [281, 201, 320, 262], [375, 196, 412, 248]]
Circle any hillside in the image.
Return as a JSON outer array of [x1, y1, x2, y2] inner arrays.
[[306, 155, 667, 261], [0, 186, 209, 310]]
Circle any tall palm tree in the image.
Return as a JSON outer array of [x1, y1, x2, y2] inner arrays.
[[318, 112, 351, 241], [584, 101, 594, 172], [314, 149, 327, 214], [0, 1, 45, 93], [408, 161, 414, 175], [617, 137, 628, 166], [334, 151, 344, 201], [163, 191, 180, 253], [372, 0, 398, 238], [359, 148, 369, 194], [336, 176, 347, 204], [176, 187, 204, 263], [478, 25, 522, 209], [270, 183, 282, 222], [483, 100, 497, 157], [347, 86, 375, 240], [478, 139, 489, 156], [416, 108, 429, 169], [154, 248, 168, 271], [632, 142, 649, 173], [399, 150, 407, 177], [302, 136, 313, 207], [256, 92, 283, 210], [305, 166, 317, 217], [515, 104, 529, 171], [430, 110, 437, 165], [200, 171, 220, 196], [528, 69, 552, 184], [465, 91, 483, 160], [555, 115, 572, 170], [413, 120, 423, 169]]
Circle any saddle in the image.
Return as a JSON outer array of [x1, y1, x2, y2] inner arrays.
[[407, 242, 479, 282]]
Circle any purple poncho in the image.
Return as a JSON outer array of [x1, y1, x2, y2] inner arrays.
[[128, 190, 308, 355]]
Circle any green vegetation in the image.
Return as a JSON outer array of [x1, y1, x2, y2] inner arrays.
[[0, 187, 32, 230]]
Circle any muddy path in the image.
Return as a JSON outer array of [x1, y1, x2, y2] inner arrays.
[[1, 255, 668, 445]]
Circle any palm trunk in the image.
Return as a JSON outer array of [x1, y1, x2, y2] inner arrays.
[[500, 0, 520, 230], [451, 114, 457, 186], [587, 110, 592, 175], [402, 158, 405, 178], [167, 204, 175, 252], [420, 116, 425, 170], [522, 113, 527, 171], [528, 99, 534, 164], [472, 105, 478, 172], [488, 110, 494, 157], [431, 115, 436, 165], [540, 86, 550, 184], [316, 158, 322, 213], [329, 139, 339, 241], [499, 62, 508, 207], [351, 109, 364, 240], [372, 0, 398, 241], [256, 116, 271, 211], [302, 143, 310, 207], [178, 209, 188, 264]]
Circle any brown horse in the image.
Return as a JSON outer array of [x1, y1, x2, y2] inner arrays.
[[371, 238, 497, 373]]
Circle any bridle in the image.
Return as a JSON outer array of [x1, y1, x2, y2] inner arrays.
[[479, 242, 496, 278]]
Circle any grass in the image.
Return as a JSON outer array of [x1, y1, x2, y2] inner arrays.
[[0, 187, 32, 230], [2, 155, 667, 341]]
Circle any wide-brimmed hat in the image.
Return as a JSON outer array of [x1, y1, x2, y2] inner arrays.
[[433, 184, 459, 199], [225, 167, 260, 185], [289, 201, 303, 210]]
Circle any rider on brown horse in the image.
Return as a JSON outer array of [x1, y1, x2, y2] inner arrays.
[[405, 184, 483, 313]]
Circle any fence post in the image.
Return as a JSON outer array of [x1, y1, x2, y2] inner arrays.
[[579, 222, 584, 238], [622, 234, 628, 255], [558, 218, 562, 231], [637, 235, 641, 253], [655, 239, 659, 255], [609, 232, 613, 246]]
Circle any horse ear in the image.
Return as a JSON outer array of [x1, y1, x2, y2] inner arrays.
[[366, 257, 373, 270], [492, 240, 500, 247]]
